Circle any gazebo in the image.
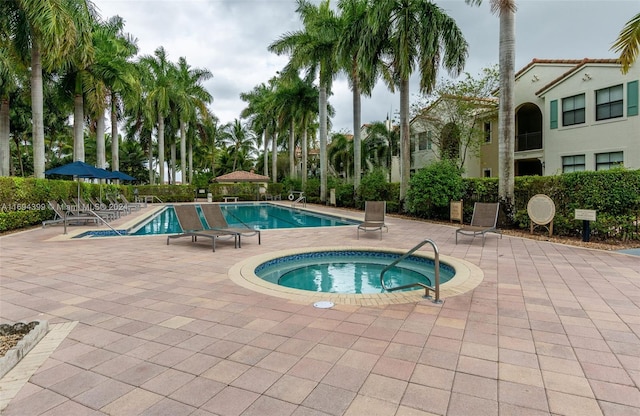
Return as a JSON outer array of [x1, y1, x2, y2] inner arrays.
[[214, 170, 271, 201]]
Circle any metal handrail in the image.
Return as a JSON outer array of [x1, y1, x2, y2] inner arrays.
[[64, 210, 123, 236], [380, 238, 441, 303]]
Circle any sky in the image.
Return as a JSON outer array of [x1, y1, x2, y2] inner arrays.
[[93, 0, 637, 135]]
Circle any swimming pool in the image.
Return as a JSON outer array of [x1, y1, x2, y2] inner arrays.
[[255, 250, 455, 294], [74, 203, 359, 237]]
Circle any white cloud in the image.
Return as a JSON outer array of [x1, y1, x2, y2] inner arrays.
[[94, 0, 636, 133]]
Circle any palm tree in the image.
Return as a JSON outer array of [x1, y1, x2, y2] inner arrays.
[[240, 80, 278, 180], [1, 0, 94, 178], [466, 0, 516, 210], [172, 56, 213, 185], [0, 44, 21, 176], [363, 121, 394, 173], [611, 12, 640, 74], [366, 0, 468, 205], [328, 132, 353, 180], [223, 119, 256, 172], [139, 47, 176, 184], [269, 0, 342, 203], [91, 15, 139, 173], [337, 0, 384, 190]]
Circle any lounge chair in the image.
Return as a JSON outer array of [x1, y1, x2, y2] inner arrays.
[[199, 204, 261, 247], [73, 197, 119, 221], [357, 201, 388, 239], [455, 202, 502, 245], [167, 205, 239, 252], [118, 194, 143, 211], [42, 200, 97, 228]]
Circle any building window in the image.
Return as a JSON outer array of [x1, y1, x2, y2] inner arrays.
[[596, 151, 623, 170], [427, 131, 432, 150], [483, 122, 491, 143], [562, 94, 585, 126], [596, 85, 623, 121], [418, 132, 428, 150], [562, 155, 585, 173], [483, 169, 491, 178]]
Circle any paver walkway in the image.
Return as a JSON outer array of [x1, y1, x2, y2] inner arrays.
[[1, 203, 639, 415]]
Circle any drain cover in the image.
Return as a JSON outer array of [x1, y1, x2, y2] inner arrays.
[[313, 301, 334, 309]]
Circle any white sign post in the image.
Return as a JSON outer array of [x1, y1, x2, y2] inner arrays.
[[575, 209, 597, 242]]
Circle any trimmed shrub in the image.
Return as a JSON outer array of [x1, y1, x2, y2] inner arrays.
[[406, 160, 464, 219]]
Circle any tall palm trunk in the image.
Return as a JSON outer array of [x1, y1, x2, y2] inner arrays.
[[271, 132, 278, 183], [73, 80, 85, 162], [302, 121, 308, 188], [498, 8, 516, 210], [352, 78, 362, 189], [31, 38, 45, 178], [188, 136, 193, 185], [158, 114, 165, 184], [319, 85, 328, 203], [289, 119, 295, 178], [110, 93, 119, 172], [148, 132, 154, 184], [96, 108, 106, 168], [263, 131, 269, 178], [170, 141, 176, 184], [0, 97, 9, 176], [399, 78, 410, 202], [180, 120, 187, 184]]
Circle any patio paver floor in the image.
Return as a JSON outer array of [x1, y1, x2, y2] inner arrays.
[[1, 202, 639, 415]]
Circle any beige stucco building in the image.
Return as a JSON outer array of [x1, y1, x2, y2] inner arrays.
[[410, 59, 639, 177]]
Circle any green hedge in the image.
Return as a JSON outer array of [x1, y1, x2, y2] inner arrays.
[[462, 168, 640, 240], [134, 185, 195, 202]]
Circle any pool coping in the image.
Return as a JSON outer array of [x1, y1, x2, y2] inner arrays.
[[229, 246, 484, 306], [48, 202, 360, 240]]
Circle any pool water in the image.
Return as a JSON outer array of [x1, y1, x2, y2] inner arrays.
[[73, 203, 359, 237], [255, 250, 455, 294]]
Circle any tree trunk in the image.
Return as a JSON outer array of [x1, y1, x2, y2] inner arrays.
[[289, 119, 295, 178], [96, 108, 106, 169], [302, 120, 308, 188], [319, 85, 328, 203], [31, 38, 45, 178], [148, 133, 154, 184], [399, 78, 410, 203], [158, 114, 165, 184], [271, 132, 278, 183], [352, 76, 362, 190], [263, 131, 268, 178], [0, 97, 9, 176], [188, 134, 193, 185], [73, 89, 84, 162], [170, 141, 176, 184], [498, 8, 516, 213], [111, 92, 119, 172], [180, 120, 187, 184]]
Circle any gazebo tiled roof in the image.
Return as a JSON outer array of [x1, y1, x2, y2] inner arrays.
[[214, 170, 270, 182]]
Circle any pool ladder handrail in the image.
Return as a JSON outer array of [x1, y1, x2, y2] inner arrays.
[[63, 210, 123, 236], [291, 192, 306, 208], [380, 238, 441, 303]]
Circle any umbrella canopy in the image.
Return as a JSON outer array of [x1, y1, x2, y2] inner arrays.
[[45, 161, 112, 179], [214, 170, 270, 183], [107, 171, 136, 181], [45, 161, 113, 201]]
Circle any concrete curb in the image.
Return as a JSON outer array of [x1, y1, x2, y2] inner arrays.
[[0, 320, 49, 379]]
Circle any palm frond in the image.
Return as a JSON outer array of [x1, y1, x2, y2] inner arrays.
[[611, 12, 640, 74]]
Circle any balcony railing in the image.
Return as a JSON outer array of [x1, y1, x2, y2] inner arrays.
[[516, 131, 542, 152]]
